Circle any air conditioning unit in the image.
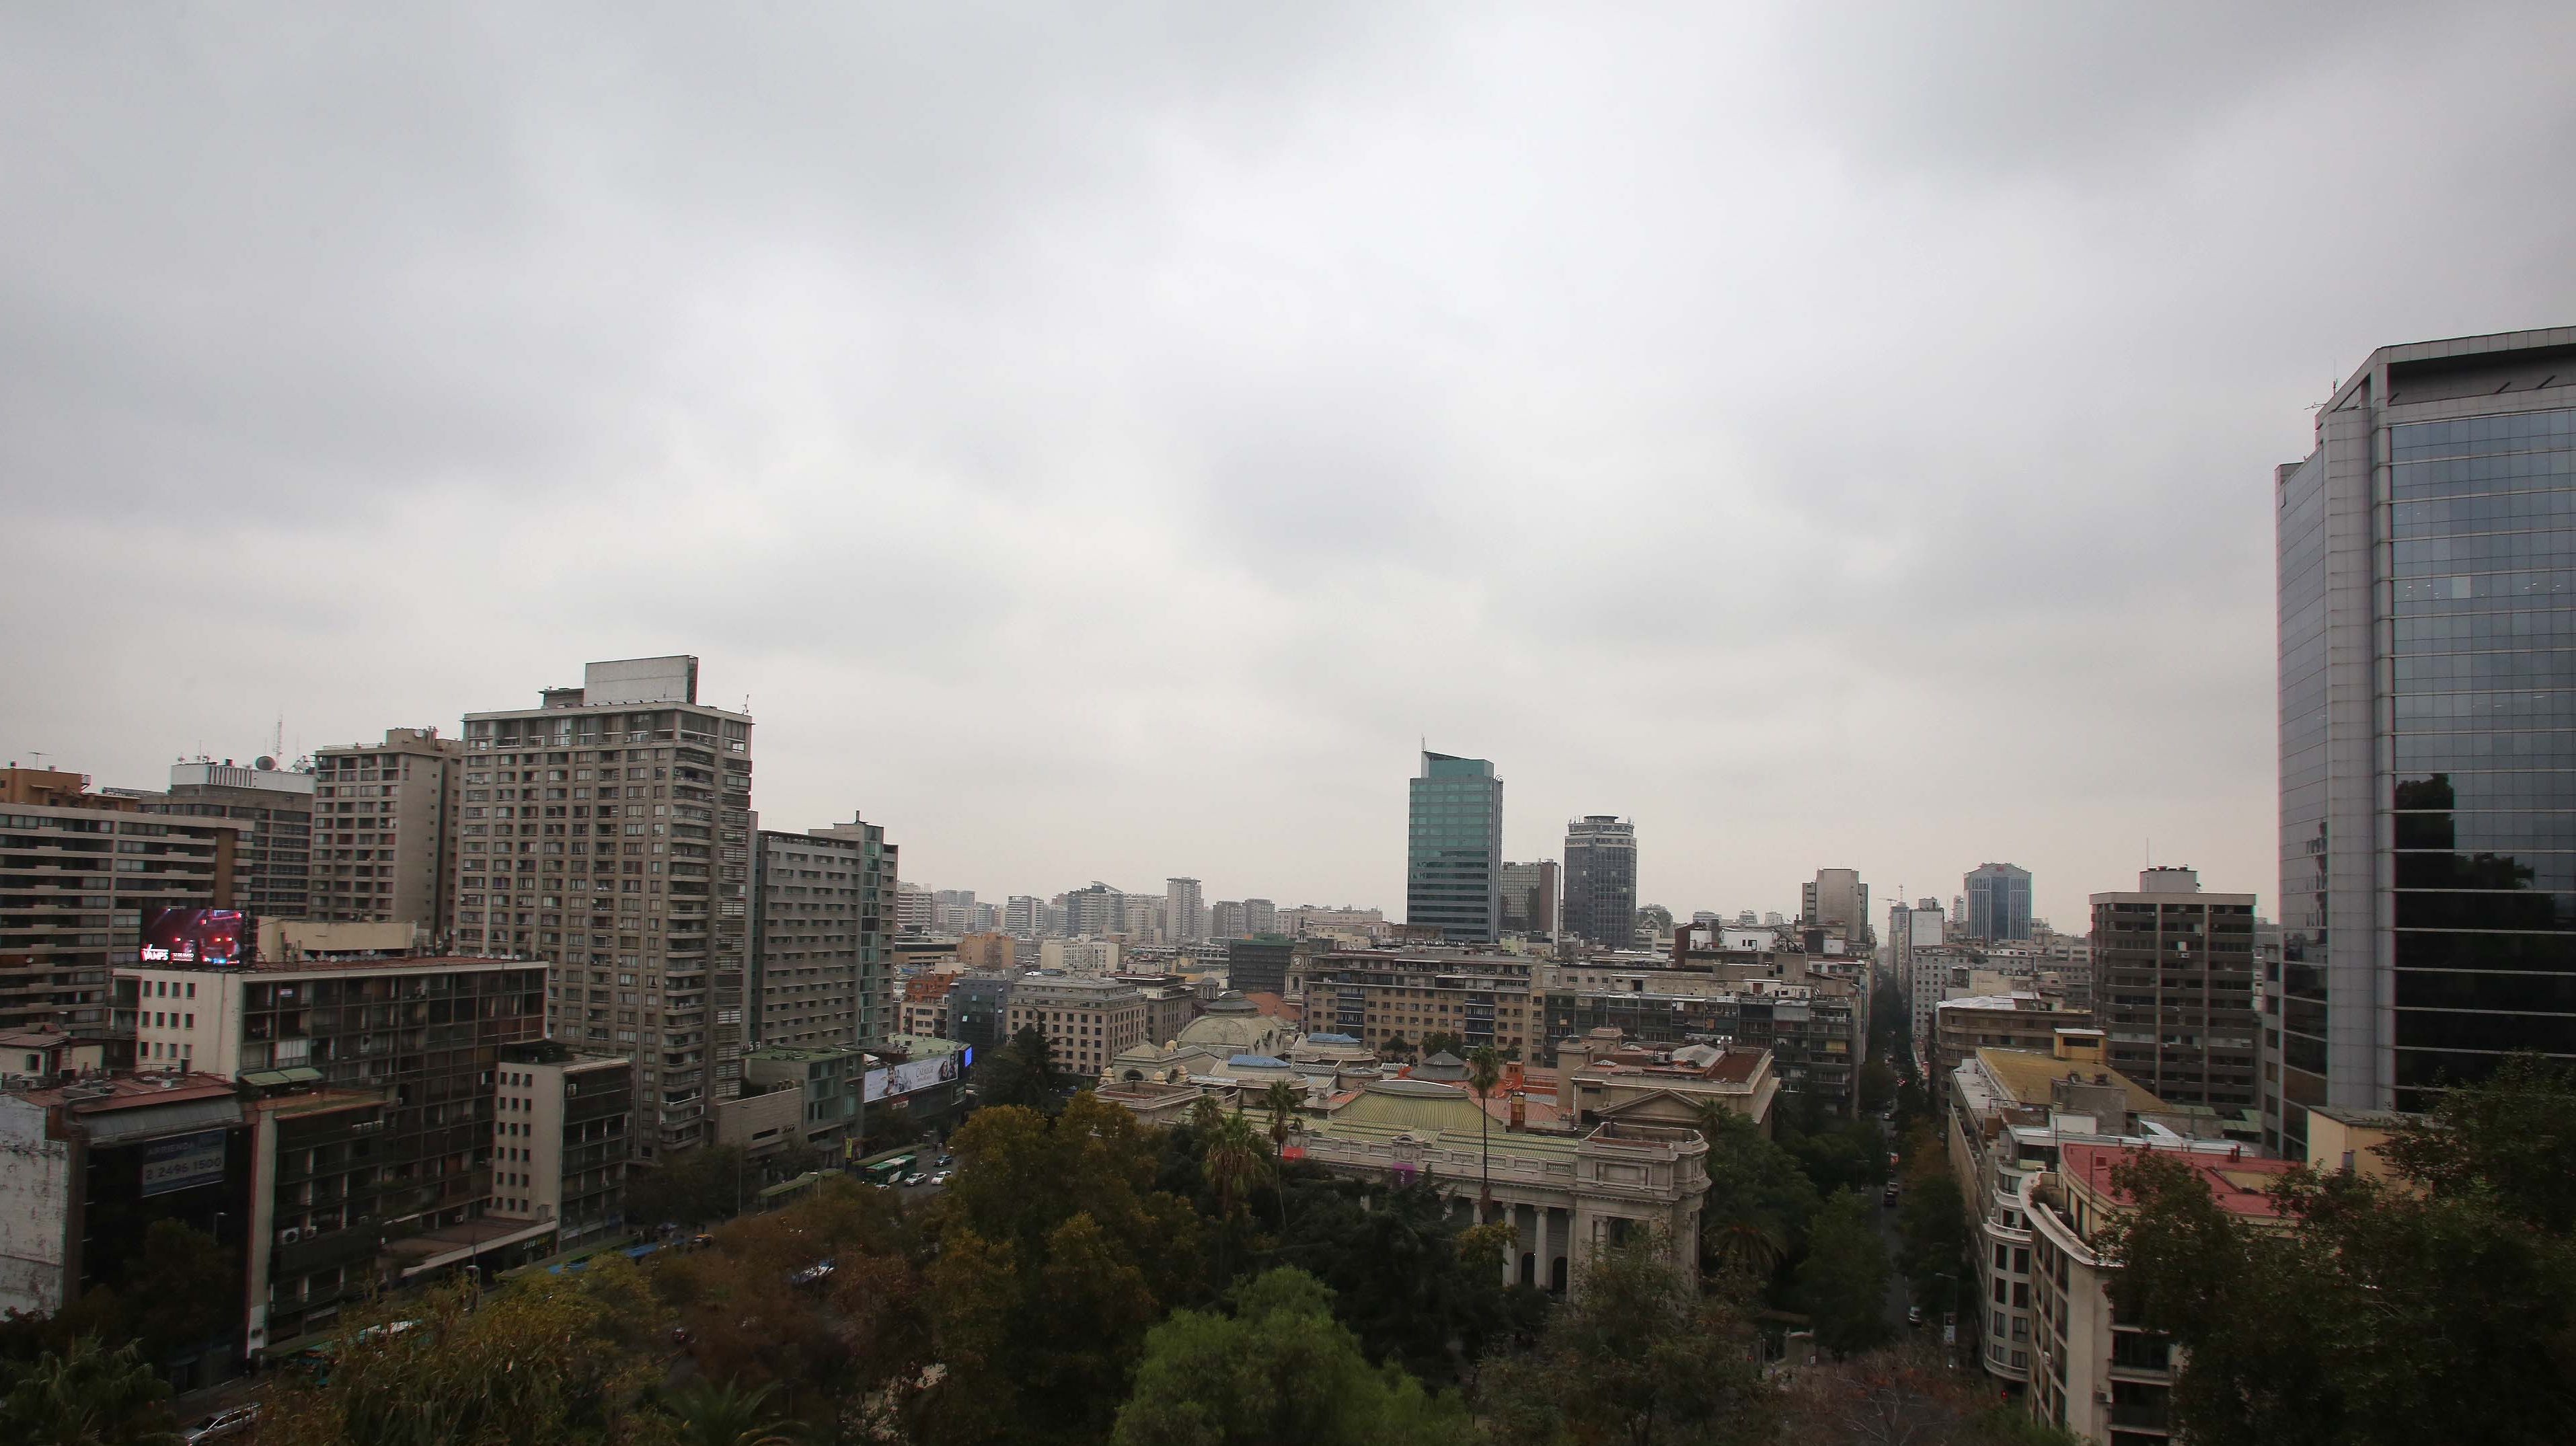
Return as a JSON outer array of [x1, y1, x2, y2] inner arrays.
[[278, 1228, 303, 1245]]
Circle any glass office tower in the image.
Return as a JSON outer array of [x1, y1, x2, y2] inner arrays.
[[1407, 751, 1503, 943], [2271, 328, 2576, 1157], [1563, 816, 1639, 946], [1963, 863, 2033, 942]]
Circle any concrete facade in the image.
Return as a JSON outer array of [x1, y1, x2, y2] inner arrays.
[[308, 728, 463, 928]]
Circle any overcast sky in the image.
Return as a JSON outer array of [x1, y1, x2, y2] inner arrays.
[[7, 3, 2575, 928]]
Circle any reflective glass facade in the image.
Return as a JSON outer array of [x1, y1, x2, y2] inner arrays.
[[2270, 337, 2576, 1156], [2386, 408, 2576, 1099], [1963, 864, 2032, 942], [1406, 752, 1501, 943], [1562, 816, 1638, 946]]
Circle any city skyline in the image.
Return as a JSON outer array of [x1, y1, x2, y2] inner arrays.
[[11, 8, 2576, 936]]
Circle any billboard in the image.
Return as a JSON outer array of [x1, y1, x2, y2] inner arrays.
[[864, 1048, 969, 1103], [140, 1129, 228, 1196], [138, 907, 254, 967]]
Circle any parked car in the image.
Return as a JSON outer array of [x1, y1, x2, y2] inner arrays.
[[901, 1172, 927, 1186], [183, 1405, 259, 1444], [790, 1258, 837, 1286], [1907, 1305, 1924, 1328], [1883, 1183, 1900, 1207], [936, 1154, 954, 1166], [930, 1170, 952, 1186]]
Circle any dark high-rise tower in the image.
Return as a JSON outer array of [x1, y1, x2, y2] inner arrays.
[[1963, 863, 2033, 942], [1562, 816, 1638, 947], [2270, 328, 2576, 1156], [1406, 752, 1502, 943]]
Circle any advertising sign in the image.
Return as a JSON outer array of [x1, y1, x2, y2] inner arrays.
[[139, 1129, 227, 1196], [864, 1049, 968, 1103], [138, 908, 254, 966]]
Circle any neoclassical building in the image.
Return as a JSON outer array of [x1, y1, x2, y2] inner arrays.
[[1291, 1078, 1706, 1293]]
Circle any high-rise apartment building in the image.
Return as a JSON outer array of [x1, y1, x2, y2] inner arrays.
[[1004, 895, 1044, 936], [1802, 868, 1870, 945], [1499, 860, 1561, 936], [2089, 868, 2258, 1111], [2272, 328, 2576, 1150], [1561, 816, 1637, 948], [451, 656, 753, 1157], [1964, 864, 2033, 942], [308, 728, 464, 929], [140, 761, 315, 917], [1209, 900, 1249, 939], [0, 771, 241, 1034], [749, 816, 894, 1051], [1061, 882, 1121, 937], [1242, 898, 1276, 936], [893, 882, 932, 935], [1164, 878, 1205, 942]]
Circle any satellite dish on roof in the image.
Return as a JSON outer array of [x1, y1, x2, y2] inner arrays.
[[254, 756, 277, 771]]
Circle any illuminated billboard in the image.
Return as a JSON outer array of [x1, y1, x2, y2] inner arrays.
[[864, 1047, 969, 1103], [137, 908, 254, 967]]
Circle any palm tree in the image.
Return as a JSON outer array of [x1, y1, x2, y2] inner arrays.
[[1260, 1079, 1300, 1232], [1203, 1108, 1270, 1283], [662, 1378, 800, 1446], [1706, 1218, 1788, 1287], [0, 1334, 177, 1446], [1466, 1045, 1503, 1224]]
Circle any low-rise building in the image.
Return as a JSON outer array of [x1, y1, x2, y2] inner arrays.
[[1932, 996, 2094, 1114], [1555, 1030, 1778, 1134], [489, 1041, 632, 1252], [744, 1043, 868, 1150], [1946, 1034, 2230, 1393], [1294, 1079, 1707, 1293], [2024, 1142, 2295, 1443], [1542, 977, 1863, 1116], [1308, 951, 1540, 1058]]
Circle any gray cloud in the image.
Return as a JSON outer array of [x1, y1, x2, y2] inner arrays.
[[6, 2, 2575, 927]]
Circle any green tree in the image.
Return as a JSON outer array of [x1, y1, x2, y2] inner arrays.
[[660, 1378, 800, 1446], [629, 1143, 753, 1226], [0, 1334, 176, 1446], [1379, 1033, 1412, 1059], [921, 1096, 1201, 1446], [1466, 1046, 1503, 1223], [1782, 1340, 2086, 1445], [1858, 1057, 1897, 1114], [2104, 1055, 2576, 1446], [1690, 1104, 1819, 1294], [1420, 1031, 1463, 1059], [1110, 1268, 1471, 1446], [258, 1260, 667, 1446], [971, 1026, 1062, 1113], [1483, 1235, 1775, 1446], [1266, 1178, 1531, 1388], [1895, 1140, 1969, 1320], [1798, 1188, 1893, 1358]]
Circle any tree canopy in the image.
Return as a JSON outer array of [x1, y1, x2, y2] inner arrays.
[[2105, 1054, 2576, 1446], [1109, 1268, 1471, 1446], [1481, 1237, 1775, 1446], [1798, 1188, 1894, 1358]]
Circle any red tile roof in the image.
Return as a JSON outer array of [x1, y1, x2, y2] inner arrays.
[[2061, 1141, 2298, 1220]]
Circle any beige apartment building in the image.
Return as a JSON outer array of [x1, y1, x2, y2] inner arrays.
[[2024, 1141, 2294, 1443], [0, 771, 243, 1034], [1007, 975, 1148, 1077], [450, 656, 755, 1158], [308, 728, 464, 929]]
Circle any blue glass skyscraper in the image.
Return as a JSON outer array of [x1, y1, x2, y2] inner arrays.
[[1407, 751, 1502, 943]]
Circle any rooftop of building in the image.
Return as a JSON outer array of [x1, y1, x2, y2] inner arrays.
[[5, 1070, 239, 1111], [746, 1043, 870, 1062], [1573, 1042, 1770, 1088], [1936, 993, 2053, 1014], [1973, 1047, 2165, 1116], [117, 953, 538, 977], [880, 1035, 965, 1057], [2059, 1141, 2296, 1221], [498, 1039, 629, 1069]]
